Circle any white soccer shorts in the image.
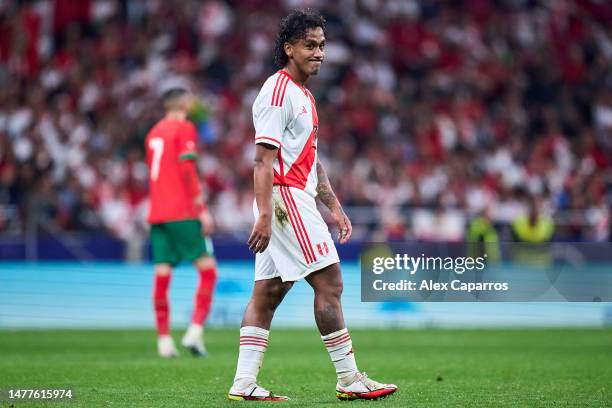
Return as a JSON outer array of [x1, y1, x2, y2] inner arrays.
[[253, 185, 339, 282]]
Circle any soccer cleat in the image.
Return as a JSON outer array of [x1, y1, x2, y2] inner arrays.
[[181, 324, 207, 357], [335, 372, 397, 400], [157, 335, 179, 358], [228, 382, 289, 401]]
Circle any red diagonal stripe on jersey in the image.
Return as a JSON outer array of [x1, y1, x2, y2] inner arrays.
[[273, 75, 289, 106], [324, 334, 351, 347], [273, 74, 318, 190], [283, 123, 317, 190], [270, 74, 283, 106], [280, 186, 313, 264], [284, 187, 316, 262]]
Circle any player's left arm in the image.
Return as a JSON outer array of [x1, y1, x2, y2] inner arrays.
[[178, 123, 214, 235], [316, 159, 352, 243]]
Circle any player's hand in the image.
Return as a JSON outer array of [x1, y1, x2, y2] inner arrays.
[[248, 214, 272, 253], [199, 210, 215, 235], [331, 207, 352, 244]]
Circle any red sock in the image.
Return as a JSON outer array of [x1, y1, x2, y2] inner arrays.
[[192, 267, 217, 325], [153, 274, 171, 336]]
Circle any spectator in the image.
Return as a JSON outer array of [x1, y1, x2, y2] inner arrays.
[[0, 0, 610, 242]]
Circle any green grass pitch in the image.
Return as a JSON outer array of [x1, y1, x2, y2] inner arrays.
[[0, 328, 610, 407]]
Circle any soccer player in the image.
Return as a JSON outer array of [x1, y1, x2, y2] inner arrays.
[[228, 9, 397, 401], [145, 88, 217, 358]]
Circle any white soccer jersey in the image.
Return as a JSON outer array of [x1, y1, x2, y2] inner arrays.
[[253, 70, 319, 197], [251, 70, 339, 281]]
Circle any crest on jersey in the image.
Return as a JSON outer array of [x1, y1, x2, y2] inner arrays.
[[317, 242, 329, 257]]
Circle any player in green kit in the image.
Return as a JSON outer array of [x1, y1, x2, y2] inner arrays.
[[145, 88, 217, 358]]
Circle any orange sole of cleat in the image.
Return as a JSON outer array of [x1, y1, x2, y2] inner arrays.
[[336, 387, 397, 401], [228, 394, 290, 401]]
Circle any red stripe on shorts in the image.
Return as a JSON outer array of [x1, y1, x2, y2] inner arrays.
[[284, 187, 316, 262], [280, 186, 313, 264]]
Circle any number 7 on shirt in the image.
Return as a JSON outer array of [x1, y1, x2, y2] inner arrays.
[[149, 137, 164, 181]]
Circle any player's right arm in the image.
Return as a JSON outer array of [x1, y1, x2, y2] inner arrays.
[[248, 144, 277, 253], [248, 75, 291, 253]]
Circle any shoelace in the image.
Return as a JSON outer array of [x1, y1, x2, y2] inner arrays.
[[252, 386, 270, 397], [356, 372, 382, 391]]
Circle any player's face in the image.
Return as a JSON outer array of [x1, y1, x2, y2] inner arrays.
[[180, 94, 195, 112], [289, 27, 325, 76]]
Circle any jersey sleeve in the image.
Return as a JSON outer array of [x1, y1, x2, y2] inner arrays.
[[253, 79, 292, 149], [178, 121, 198, 161]]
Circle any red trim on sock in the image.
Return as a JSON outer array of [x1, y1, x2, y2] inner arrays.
[[240, 335, 269, 341], [240, 338, 268, 346], [326, 338, 351, 348], [239, 342, 268, 347], [323, 331, 349, 343], [324, 333, 351, 347], [323, 330, 348, 342]]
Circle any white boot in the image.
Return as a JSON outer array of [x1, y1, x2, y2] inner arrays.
[[228, 379, 289, 401], [181, 324, 207, 357], [157, 335, 179, 358], [336, 372, 397, 400]]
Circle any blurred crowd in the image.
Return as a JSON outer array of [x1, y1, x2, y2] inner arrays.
[[0, 0, 611, 243]]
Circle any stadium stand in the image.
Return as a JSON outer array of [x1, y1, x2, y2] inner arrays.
[[0, 0, 610, 246]]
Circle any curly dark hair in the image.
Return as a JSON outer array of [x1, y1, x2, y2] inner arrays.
[[273, 9, 327, 69]]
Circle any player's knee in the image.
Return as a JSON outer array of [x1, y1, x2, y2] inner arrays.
[[326, 280, 343, 300], [195, 255, 216, 270], [155, 264, 172, 276], [265, 289, 284, 310], [335, 280, 344, 298], [264, 284, 292, 311], [250, 295, 279, 315]]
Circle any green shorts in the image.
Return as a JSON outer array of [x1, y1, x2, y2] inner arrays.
[[150, 219, 214, 266]]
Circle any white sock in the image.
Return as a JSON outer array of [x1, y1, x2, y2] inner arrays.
[[321, 328, 358, 383], [233, 326, 269, 388]]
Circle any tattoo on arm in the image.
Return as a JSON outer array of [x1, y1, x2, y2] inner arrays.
[[316, 159, 340, 211]]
